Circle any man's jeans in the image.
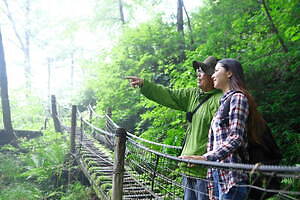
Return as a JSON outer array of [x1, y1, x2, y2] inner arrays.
[[182, 176, 208, 200], [212, 170, 248, 200]]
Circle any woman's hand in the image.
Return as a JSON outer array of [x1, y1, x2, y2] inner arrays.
[[179, 155, 206, 167]]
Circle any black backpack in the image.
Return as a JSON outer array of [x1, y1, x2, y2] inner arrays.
[[221, 91, 282, 200]]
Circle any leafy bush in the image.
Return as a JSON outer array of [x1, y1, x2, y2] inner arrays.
[[0, 130, 94, 199], [60, 182, 92, 200]]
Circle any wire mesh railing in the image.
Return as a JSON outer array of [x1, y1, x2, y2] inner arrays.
[[78, 106, 300, 200]]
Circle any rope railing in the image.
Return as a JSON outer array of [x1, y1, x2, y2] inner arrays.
[[104, 113, 119, 129], [127, 137, 300, 177], [88, 107, 176, 149], [83, 110, 300, 173], [80, 109, 300, 175], [76, 107, 300, 200], [103, 111, 182, 150], [126, 132, 182, 150], [81, 118, 114, 137], [87, 106, 182, 150], [87, 104, 105, 119], [126, 137, 300, 199]]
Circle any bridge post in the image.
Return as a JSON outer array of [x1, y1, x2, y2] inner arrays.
[[105, 107, 114, 148], [105, 107, 112, 131], [70, 105, 77, 154], [112, 127, 126, 200], [51, 95, 62, 133], [89, 106, 93, 123]]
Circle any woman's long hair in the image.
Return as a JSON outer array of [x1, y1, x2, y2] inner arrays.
[[218, 59, 266, 144]]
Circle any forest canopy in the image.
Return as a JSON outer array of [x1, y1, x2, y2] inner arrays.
[[0, 0, 298, 165], [80, 0, 300, 166], [0, 0, 299, 199]]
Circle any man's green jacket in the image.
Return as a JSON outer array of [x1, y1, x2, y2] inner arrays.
[[140, 80, 222, 177]]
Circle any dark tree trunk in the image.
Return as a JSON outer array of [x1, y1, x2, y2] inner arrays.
[[177, 0, 184, 33], [177, 0, 185, 62], [261, 0, 288, 53], [118, 0, 125, 24], [0, 31, 17, 145], [51, 95, 62, 133]]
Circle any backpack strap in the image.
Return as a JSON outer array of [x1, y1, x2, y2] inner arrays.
[[220, 91, 249, 163], [220, 91, 282, 165], [186, 94, 212, 123], [180, 93, 213, 156], [220, 91, 243, 126]]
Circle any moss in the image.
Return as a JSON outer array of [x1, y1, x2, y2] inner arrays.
[[99, 176, 112, 181], [107, 188, 113, 197], [88, 166, 102, 173], [83, 157, 93, 163], [87, 160, 97, 167]]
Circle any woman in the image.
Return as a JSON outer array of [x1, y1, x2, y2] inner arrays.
[[181, 58, 266, 200]]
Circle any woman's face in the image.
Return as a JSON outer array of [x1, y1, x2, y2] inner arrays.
[[212, 63, 232, 92]]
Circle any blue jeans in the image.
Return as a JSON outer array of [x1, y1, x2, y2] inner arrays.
[[212, 170, 248, 200], [182, 176, 208, 200]]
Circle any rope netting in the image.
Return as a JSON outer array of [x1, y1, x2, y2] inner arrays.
[[79, 107, 300, 200]]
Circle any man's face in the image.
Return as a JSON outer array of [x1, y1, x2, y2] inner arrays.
[[196, 68, 214, 91]]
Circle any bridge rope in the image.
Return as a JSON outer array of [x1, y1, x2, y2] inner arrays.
[[89, 106, 182, 150], [77, 108, 300, 199]]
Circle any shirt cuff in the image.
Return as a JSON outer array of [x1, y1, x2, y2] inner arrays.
[[203, 152, 217, 161]]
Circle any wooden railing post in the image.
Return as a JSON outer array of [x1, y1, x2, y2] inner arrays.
[[105, 107, 112, 132], [89, 106, 93, 123], [51, 95, 62, 133], [105, 107, 114, 149], [112, 127, 126, 200], [151, 155, 160, 191], [70, 105, 77, 154], [43, 117, 48, 130]]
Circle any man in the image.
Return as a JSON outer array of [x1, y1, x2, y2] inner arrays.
[[126, 56, 222, 200]]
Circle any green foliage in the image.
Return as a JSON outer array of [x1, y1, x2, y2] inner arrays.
[[0, 183, 42, 200], [0, 150, 21, 183], [0, 88, 47, 130], [78, 0, 300, 168], [19, 131, 68, 183], [0, 130, 94, 199], [60, 182, 91, 200]]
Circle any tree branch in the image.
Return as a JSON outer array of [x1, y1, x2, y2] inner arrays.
[[182, 0, 194, 46], [2, 0, 25, 52], [261, 0, 288, 53]]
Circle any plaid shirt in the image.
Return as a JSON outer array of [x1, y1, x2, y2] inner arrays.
[[203, 90, 249, 198]]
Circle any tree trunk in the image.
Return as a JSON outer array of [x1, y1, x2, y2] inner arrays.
[[51, 95, 62, 133], [118, 0, 125, 25], [47, 58, 52, 112], [24, 0, 31, 92], [182, 1, 194, 47], [71, 53, 74, 90], [177, 0, 185, 62], [0, 30, 17, 145], [261, 0, 288, 53]]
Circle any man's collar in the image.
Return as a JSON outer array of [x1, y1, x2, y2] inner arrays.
[[203, 88, 221, 95], [198, 88, 221, 99]]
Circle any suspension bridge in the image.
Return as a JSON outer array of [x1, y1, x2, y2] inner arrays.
[[54, 99, 300, 200]]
